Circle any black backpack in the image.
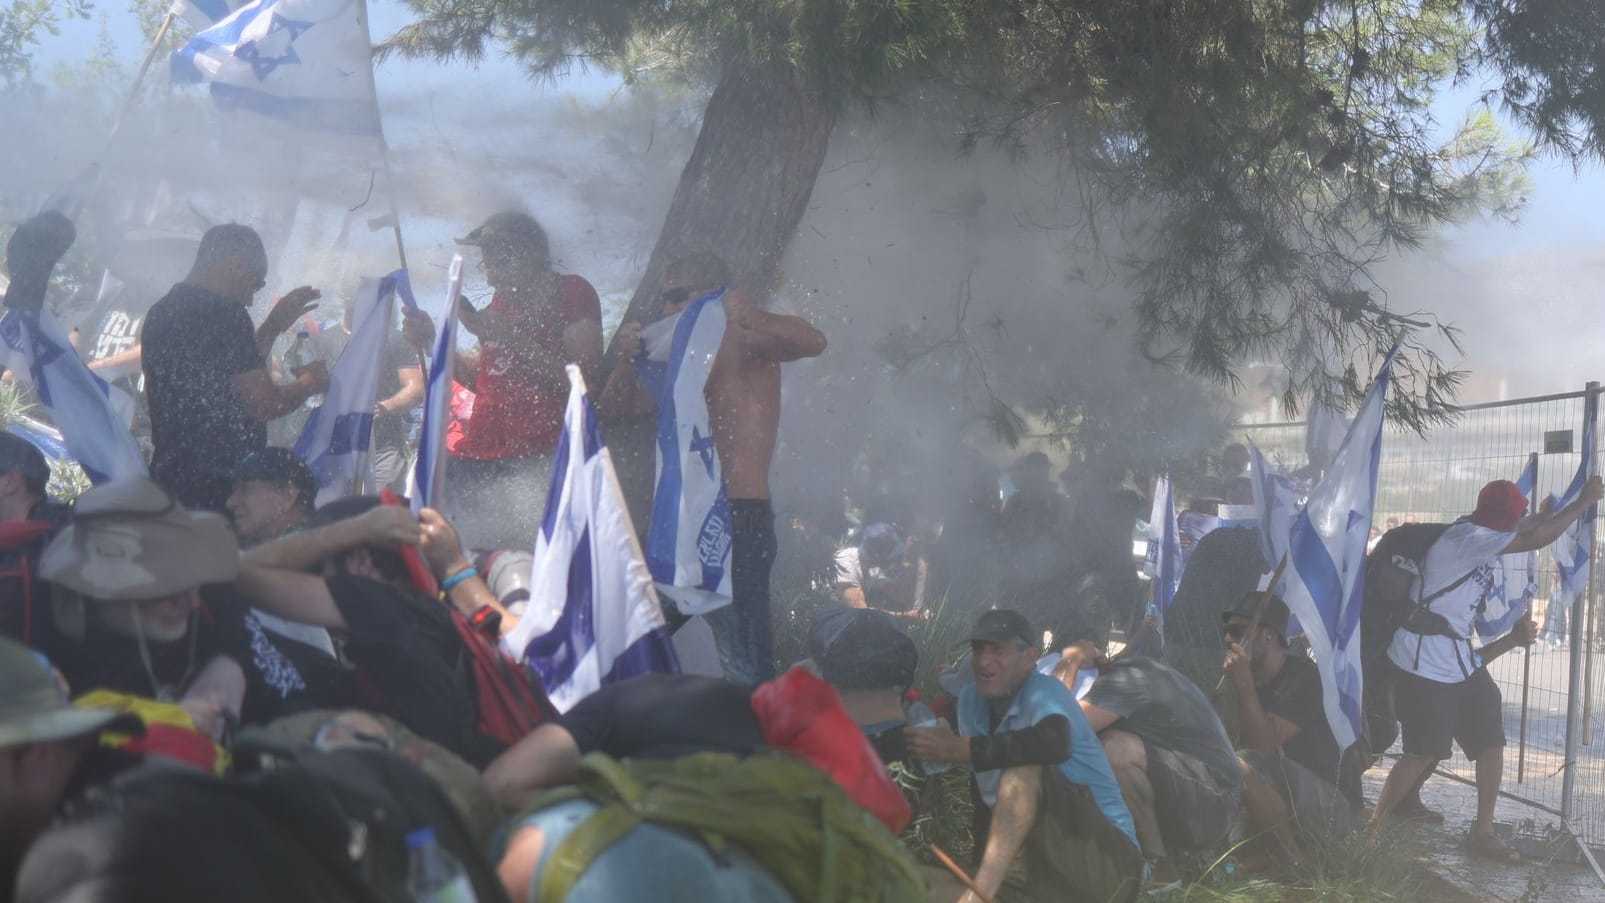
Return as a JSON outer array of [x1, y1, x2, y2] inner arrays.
[[1361, 522, 1483, 658], [18, 735, 511, 903]]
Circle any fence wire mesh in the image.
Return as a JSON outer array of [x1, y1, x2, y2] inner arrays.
[[1240, 386, 1605, 848]]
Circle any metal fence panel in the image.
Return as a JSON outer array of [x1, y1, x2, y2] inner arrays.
[[1240, 387, 1604, 847]]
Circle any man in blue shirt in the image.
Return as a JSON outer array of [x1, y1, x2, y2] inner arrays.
[[906, 609, 1140, 903]]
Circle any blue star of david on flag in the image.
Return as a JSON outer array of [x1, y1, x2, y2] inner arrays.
[[689, 425, 717, 479], [234, 14, 312, 80]]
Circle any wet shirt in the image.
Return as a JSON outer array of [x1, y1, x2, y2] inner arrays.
[[141, 284, 265, 481], [1258, 652, 1342, 785], [1083, 656, 1243, 790], [454, 275, 600, 460], [558, 673, 765, 760]]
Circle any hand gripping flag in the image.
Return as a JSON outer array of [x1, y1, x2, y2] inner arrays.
[[1252, 347, 1397, 753], [409, 255, 461, 514], [633, 289, 734, 615], [0, 309, 144, 484], [1475, 456, 1539, 639], [170, 0, 382, 138], [503, 365, 679, 712], [293, 270, 408, 504]]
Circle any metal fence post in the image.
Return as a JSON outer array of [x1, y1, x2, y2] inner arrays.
[[1562, 382, 1600, 822]]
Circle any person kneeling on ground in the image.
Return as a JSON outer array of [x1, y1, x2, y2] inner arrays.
[[906, 609, 1141, 903], [1055, 638, 1243, 884], [1218, 593, 1359, 868]]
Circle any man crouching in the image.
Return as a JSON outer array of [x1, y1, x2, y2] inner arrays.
[[906, 609, 1141, 903]]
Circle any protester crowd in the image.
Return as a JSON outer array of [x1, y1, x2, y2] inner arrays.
[[1, 207, 1592, 903]]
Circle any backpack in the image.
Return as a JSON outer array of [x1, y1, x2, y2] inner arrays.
[[0, 519, 54, 645], [1361, 523, 1482, 658], [447, 606, 557, 749], [18, 736, 511, 903]]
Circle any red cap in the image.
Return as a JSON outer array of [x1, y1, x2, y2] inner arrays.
[[1471, 480, 1528, 532]]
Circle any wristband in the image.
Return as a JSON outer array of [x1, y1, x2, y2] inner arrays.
[[469, 605, 502, 636], [440, 566, 478, 591]]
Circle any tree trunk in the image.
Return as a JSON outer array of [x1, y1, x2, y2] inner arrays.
[[606, 58, 836, 521]]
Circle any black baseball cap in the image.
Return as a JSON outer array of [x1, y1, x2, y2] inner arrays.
[[967, 609, 1035, 647], [809, 607, 918, 690], [231, 448, 316, 504], [0, 432, 49, 497], [456, 211, 547, 251], [1222, 590, 1292, 639]]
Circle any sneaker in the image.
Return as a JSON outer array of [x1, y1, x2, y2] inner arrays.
[[1463, 826, 1521, 863], [1393, 794, 1445, 825]]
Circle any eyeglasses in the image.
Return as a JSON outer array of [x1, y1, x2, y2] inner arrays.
[[1222, 623, 1250, 642], [657, 286, 691, 307]]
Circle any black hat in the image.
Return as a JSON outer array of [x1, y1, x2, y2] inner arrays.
[[231, 448, 316, 506], [456, 211, 547, 252], [0, 432, 49, 497], [809, 607, 918, 690], [1222, 590, 1292, 639], [967, 609, 1036, 647]]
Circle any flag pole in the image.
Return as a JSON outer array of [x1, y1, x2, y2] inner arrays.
[[1212, 551, 1291, 702], [1517, 451, 1538, 784], [107, 9, 179, 144]]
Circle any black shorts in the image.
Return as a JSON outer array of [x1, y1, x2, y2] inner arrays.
[[1392, 664, 1505, 761], [1147, 745, 1240, 852], [1241, 750, 1357, 841]]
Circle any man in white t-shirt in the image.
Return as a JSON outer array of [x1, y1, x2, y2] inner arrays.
[[1369, 477, 1603, 858]]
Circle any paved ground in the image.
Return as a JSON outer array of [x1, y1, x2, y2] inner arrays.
[[1364, 769, 1605, 901]]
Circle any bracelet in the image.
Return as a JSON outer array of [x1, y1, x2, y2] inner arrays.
[[440, 566, 478, 591]]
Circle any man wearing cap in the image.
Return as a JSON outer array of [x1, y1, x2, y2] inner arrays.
[[1370, 476, 1602, 857], [601, 250, 827, 687], [808, 607, 925, 773], [906, 609, 1141, 903], [0, 637, 143, 895], [226, 448, 317, 546], [445, 211, 602, 550], [1219, 593, 1359, 866], [142, 224, 331, 514], [32, 476, 320, 733], [0, 433, 66, 647]]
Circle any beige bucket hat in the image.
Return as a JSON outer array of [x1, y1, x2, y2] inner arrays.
[[40, 476, 240, 601]]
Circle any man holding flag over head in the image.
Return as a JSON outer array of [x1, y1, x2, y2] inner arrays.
[[601, 251, 826, 687]]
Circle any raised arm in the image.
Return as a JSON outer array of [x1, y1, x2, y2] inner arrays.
[[1505, 475, 1604, 554], [724, 291, 826, 362], [234, 365, 329, 422]]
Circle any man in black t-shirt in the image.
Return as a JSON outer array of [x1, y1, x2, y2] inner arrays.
[[141, 224, 329, 514], [1220, 593, 1357, 863], [312, 302, 424, 494]]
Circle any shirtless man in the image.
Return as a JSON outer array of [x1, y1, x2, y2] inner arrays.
[[601, 251, 826, 686]]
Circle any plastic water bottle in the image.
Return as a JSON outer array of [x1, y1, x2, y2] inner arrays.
[[906, 700, 953, 775], [286, 328, 323, 409], [405, 827, 478, 903]]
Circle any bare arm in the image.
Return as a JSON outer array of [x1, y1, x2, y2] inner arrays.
[[562, 319, 604, 388], [1221, 643, 1301, 751], [88, 346, 142, 380], [1505, 476, 1604, 553], [236, 564, 348, 631], [725, 292, 826, 362], [418, 507, 519, 637], [964, 766, 1043, 903], [255, 287, 321, 360], [180, 654, 246, 740], [1078, 700, 1121, 733], [839, 584, 868, 608], [241, 505, 420, 573], [1481, 616, 1537, 662], [233, 366, 327, 422], [483, 723, 583, 812], [376, 365, 424, 415]]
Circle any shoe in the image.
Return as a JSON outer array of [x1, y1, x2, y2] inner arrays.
[[1393, 794, 1445, 825], [1463, 826, 1521, 863]]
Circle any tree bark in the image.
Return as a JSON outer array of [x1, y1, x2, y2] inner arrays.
[[605, 58, 836, 523], [606, 58, 837, 363]]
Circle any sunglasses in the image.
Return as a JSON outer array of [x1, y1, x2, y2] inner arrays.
[[1222, 622, 1250, 642]]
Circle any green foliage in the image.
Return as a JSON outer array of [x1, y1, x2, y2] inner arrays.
[[0, 381, 90, 501], [0, 0, 92, 89]]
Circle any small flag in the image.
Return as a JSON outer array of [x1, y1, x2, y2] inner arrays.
[[0, 309, 145, 484], [1137, 474, 1180, 655], [1253, 347, 1397, 752], [170, 0, 382, 138], [633, 289, 733, 615], [502, 365, 679, 712], [409, 256, 461, 514], [293, 270, 405, 503]]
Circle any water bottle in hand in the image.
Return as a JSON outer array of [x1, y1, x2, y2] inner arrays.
[[405, 827, 477, 903], [906, 700, 953, 776]]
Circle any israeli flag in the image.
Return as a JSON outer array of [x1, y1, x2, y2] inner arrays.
[[410, 256, 461, 515], [502, 365, 679, 712], [634, 289, 734, 615], [172, 0, 253, 29], [293, 270, 406, 504], [1548, 394, 1597, 641], [0, 309, 145, 484], [1475, 456, 1539, 639], [1137, 475, 1180, 654], [170, 0, 382, 137], [1253, 347, 1397, 752]]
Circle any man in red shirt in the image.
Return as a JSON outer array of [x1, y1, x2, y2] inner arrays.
[[447, 212, 602, 550]]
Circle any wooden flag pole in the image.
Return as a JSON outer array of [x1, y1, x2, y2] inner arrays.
[[1213, 551, 1291, 702], [930, 845, 994, 903]]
